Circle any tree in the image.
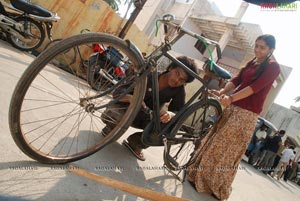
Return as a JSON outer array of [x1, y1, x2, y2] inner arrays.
[[104, 0, 121, 11], [104, 0, 133, 12]]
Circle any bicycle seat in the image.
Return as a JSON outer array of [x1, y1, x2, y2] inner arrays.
[[204, 60, 232, 79], [11, 0, 52, 17]]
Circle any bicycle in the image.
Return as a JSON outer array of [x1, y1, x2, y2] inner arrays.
[[9, 14, 231, 180]]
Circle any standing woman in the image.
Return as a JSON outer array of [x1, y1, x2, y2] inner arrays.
[[187, 34, 280, 200]]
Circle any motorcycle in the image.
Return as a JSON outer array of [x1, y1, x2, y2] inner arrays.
[[86, 43, 129, 91], [0, 0, 60, 51]]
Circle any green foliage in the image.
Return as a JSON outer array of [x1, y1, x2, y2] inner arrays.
[[104, 0, 133, 11], [104, 0, 121, 11]]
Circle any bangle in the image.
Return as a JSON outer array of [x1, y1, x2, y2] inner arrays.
[[229, 95, 233, 103]]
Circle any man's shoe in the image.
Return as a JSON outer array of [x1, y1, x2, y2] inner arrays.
[[122, 140, 146, 161]]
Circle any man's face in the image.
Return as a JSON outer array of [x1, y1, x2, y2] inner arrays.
[[167, 67, 188, 87]]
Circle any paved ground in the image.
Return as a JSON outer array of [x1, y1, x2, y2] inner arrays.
[[1, 40, 300, 201]]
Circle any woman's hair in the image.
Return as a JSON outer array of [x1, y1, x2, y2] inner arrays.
[[167, 56, 198, 83], [237, 34, 276, 82], [256, 34, 276, 49]]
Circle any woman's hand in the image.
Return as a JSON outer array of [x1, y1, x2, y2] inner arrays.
[[219, 94, 232, 107], [209, 89, 222, 97], [160, 110, 175, 124]]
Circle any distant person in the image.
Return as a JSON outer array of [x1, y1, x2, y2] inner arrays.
[[282, 150, 296, 181], [246, 125, 267, 159], [289, 160, 300, 181], [291, 160, 300, 183], [268, 143, 286, 175], [187, 34, 281, 200], [258, 130, 285, 173], [272, 145, 295, 180]]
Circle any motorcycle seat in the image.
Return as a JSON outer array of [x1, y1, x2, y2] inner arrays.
[[11, 0, 52, 17]]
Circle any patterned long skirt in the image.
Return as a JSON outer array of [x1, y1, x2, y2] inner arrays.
[[187, 105, 258, 200]]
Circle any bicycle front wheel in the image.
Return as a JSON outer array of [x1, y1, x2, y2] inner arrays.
[[9, 33, 146, 164], [164, 98, 222, 171]]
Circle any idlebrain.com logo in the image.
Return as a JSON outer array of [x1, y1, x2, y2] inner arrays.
[[260, 2, 298, 11]]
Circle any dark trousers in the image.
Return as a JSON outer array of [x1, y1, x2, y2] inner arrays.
[[101, 102, 151, 149], [269, 155, 281, 173], [284, 165, 292, 181]]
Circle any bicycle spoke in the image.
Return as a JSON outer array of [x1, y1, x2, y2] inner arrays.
[[61, 109, 89, 156], [22, 105, 81, 126], [24, 105, 82, 136], [164, 99, 222, 171], [38, 108, 85, 153], [27, 84, 76, 104], [22, 101, 72, 112], [38, 72, 78, 102]]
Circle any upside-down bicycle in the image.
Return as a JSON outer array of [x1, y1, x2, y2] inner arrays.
[[9, 14, 231, 180]]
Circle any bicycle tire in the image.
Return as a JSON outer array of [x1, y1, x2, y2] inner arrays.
[[163, 98, 222, 171], [44, 38, 63, 50], [44, 38, 78, 66], [9, 33, 146, 164], [7, 17, 45, 51]]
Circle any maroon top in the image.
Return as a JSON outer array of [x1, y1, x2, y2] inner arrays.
[[231, 60, 280, 114]]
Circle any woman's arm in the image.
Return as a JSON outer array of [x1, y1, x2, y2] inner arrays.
[[220, 86, 254, 107], [219, 82, 236, 95], [210, 81, 236, 96]]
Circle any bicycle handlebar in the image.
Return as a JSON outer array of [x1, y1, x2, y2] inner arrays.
[[157, 18, 222, 63], [163, 21, 221, 55]]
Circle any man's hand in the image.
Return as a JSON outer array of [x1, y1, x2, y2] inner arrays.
[[160, 110, 175, 124]]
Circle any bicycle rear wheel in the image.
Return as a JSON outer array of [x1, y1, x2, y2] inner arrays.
[[164, 98, 222, 171], [9, 33, 146, 164]]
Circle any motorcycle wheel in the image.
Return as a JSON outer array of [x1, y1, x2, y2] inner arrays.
[[7, 17, 45, 51]]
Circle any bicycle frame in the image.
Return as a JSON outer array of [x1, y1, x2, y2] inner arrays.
[[138, 20, 221, 144], [149, 57, 208, 135], [79, 19, 226, 143], [8, 16, 231, 166]]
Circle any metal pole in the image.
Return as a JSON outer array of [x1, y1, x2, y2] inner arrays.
[[118, 0, 147, 39]]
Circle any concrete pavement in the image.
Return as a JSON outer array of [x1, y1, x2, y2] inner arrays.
[[1, 40, 300, 201]]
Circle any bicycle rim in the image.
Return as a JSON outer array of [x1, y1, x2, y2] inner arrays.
[[164, 99, 222, 171], [9, 33, 146, 164]]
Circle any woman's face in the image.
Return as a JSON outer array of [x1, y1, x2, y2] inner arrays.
[[254, 39, 274, 61], [167, 67, 188, 87]]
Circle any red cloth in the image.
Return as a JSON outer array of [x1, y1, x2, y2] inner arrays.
[[231, 60, 280, 114]]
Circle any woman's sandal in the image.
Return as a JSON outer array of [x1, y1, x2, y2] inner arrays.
[[122, 140, 146, 161], [211, 193, 221, 201]]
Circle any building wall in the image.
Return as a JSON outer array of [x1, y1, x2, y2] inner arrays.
[[266, 103, 300, 143], [33, 0, 153, 53], [134, 0, 175, 37], [266, 103, 300, 160], [172, 20, 204, 61]]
